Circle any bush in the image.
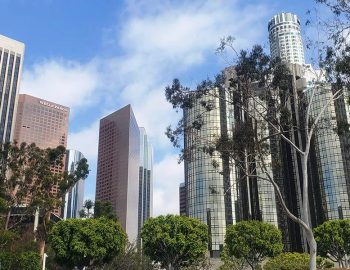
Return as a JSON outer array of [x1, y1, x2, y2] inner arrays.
[[263, 253, 334, 270], [0, 251, 41, 270], [0, 251, 16, 269], [17, 251, 41, 270]]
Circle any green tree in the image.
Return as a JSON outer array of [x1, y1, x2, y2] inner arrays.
[[94, 200, 117, 219], [225, 220, 283, 269], [97, 243, 154, 270], [314, 219, 350, 268], [0, 142, 89, 258], [48, 217, 126, 269], [141, 215, 208, 270], [219, 246, 246, 270]]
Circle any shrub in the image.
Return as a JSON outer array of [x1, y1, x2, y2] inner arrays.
[[17, 251, 41, 270], [263, 252, 334, 270], [0, 251, 15, 269]]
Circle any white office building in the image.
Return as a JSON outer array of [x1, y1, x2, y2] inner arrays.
[[0, 35, 25, 143]]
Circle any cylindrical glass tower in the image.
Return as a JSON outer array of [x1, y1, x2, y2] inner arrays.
[[268, 12, 305, 65]]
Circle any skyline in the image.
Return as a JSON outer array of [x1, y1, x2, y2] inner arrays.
[[0, 0, 326, 216]]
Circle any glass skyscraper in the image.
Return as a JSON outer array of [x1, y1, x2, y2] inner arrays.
[[137, 127, 153, 239], [95, 105, 140, 242], [63, 150, 85, 219], [0, 35, 25, 143]]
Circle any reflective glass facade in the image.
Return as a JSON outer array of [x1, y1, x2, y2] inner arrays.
[[0, 35, 25, 143], [95, 105, 140, 242], [63, 150, 85, 219], [184, 88, 237, 256], [137, 127, 153, 239], [305, 82, 350, 220]]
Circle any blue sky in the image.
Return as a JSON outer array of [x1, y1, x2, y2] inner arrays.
[[0, 0, 321, 215]]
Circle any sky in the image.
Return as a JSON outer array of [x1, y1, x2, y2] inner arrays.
[[0, 0, 322, 216]]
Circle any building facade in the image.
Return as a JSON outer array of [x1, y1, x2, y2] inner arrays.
[[137, 127, 153, 238], [13, 94, 69, 215], [268, 12, 305, 65], [0, 35, 25, 143], [63, 150, 85, 219], [95, 105, 140, 242], [179, 182, 187, 216]]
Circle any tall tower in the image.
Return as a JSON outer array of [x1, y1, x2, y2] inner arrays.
[[63, 150, 85, 219], [0, 35, 25, 143], [95, 105, 140, 242], [268, 12, 305, 65], [13, 94, 69, 216], [137, 127, 153, 239]]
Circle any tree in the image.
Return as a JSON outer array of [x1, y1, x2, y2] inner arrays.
[[94, 200, 117, 220], [219, 246, 247, 270], [95, 242, 155, 270], [48, 217, 126, 269], [141, 214, 208, 270], [79, 199, 94, 218], [165, 40, 345, 269], [225, 220, 283, 269], [314, 219, 350, 268], [0, 142, 89, 258]]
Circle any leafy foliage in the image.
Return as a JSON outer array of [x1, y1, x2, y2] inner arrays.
[[94, 200, 117, 220], [0, 251, 41, 270], [263, 252, 334, 270], [48, 217, 126, 269], [141, 215, 208, 270], [96, 243, 155, 270], [225, 221, 283, 269], [314, 219, 350, 267]]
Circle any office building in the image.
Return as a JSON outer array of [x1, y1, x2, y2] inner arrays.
[[13, 94, 69, 215], [268, 12, 305, 65], [95, 105, 140, 242], [184, 87, 237, 256], [63, 150, 85, 219], [268, 12, 350, 251], [0, 35, 25, 143], [179, 182, 187, 216], [138, 127, 153, 238]]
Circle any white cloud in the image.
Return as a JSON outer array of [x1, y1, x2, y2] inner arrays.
[[21, 0, 273, 215], [21, 59, 100, 112], [153, 155, 184, 216], [67, 120, 99, 162]]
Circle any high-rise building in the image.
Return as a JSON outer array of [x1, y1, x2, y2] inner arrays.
[[137, 127, 153, 238], [95, 105, 140, 242], [179, 182, 187, 216], [268, 12, 305, 65], [183, 80, 279, 257], [183, 87, 237, 257], [268, 12, 350, 251], [0, 35, 25, 143], [13, 94, 69, 215], [63, 150, 85, 219]]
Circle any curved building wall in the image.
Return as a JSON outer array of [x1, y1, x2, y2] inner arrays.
[[268, 12, 305, 65], [184, 88, 237, 255], [306, 84, 350, 219]]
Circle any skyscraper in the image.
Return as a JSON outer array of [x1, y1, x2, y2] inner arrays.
[[179, 182, 187, 216], [63, 150, 85, 219], [0, 35, 25, 143], [95, 105, 140, 242], [137, 127, 153, 239], [268, 12, 305, 65], [268, 12, 350, 251], [13, 94, 69, 215]]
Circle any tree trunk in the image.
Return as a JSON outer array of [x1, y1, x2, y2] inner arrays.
[[39, 240, 45, 259], [5, 208, 11, 230]]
